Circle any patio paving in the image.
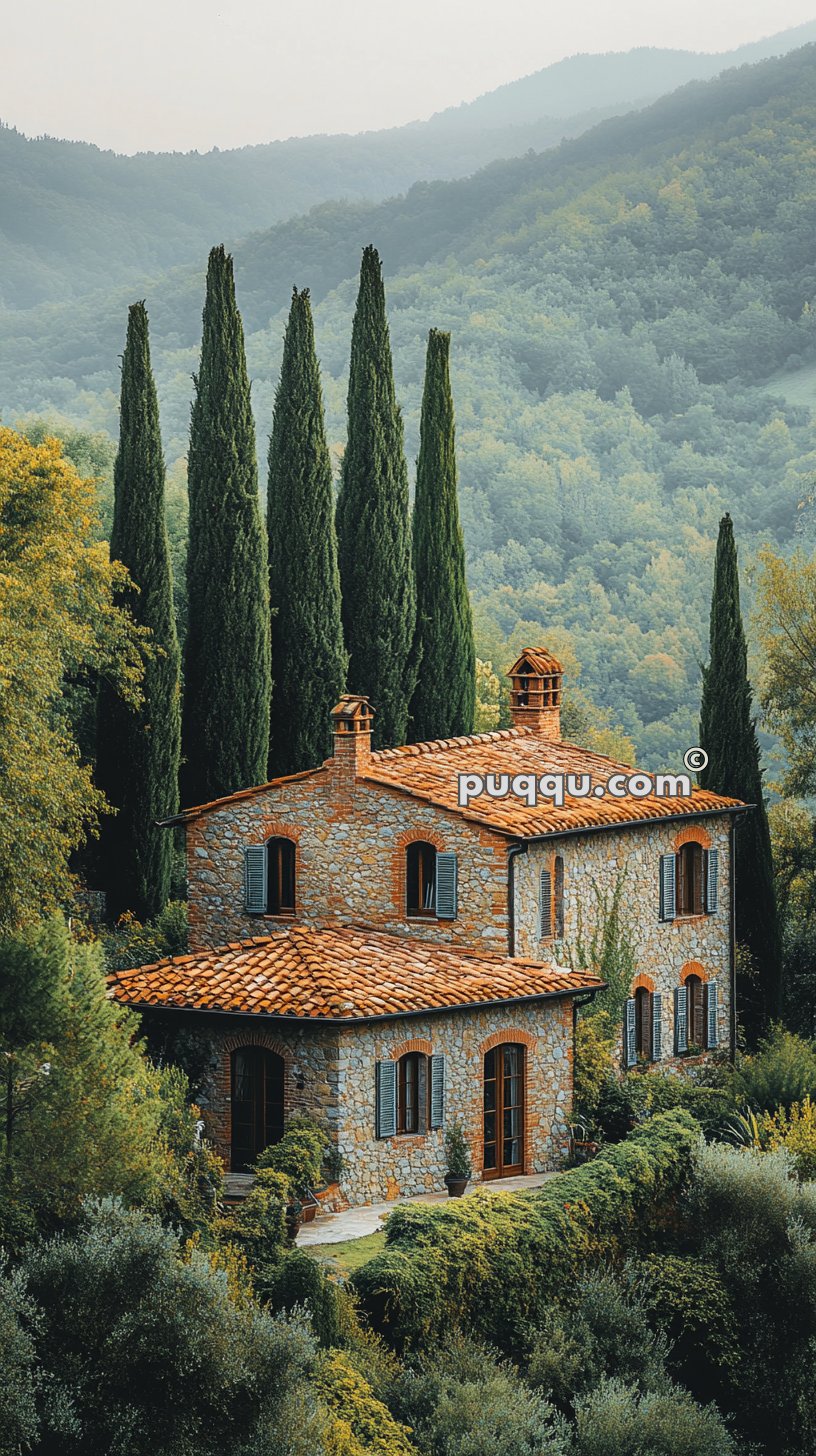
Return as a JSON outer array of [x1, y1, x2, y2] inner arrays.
[[297, 1170, 557, 1245]]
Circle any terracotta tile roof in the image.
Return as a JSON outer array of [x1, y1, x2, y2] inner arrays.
[[362, 729, 745, 837], [108, 924, 603, 1022]]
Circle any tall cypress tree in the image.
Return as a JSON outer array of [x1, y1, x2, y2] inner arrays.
[[181, 245, 270, 805], [96, 301, 181, 920], [336, 246, 416, 749], [409, 329, 475, 741], [267, 289, 347, 775], [699, 512, 782, 1035]]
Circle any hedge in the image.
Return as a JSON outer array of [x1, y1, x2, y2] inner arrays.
[[351, 1110, 699, 1351]]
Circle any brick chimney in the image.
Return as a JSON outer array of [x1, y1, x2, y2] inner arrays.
[[329, 695, 374, 785], [507, 650, 562, 740]]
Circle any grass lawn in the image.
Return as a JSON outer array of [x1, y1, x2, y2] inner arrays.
[[306, 1230, 387, 1276]]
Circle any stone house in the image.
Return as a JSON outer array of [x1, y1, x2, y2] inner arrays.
[[109, 650, 745, 1206]]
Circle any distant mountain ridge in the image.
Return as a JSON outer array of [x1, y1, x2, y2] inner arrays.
[[2, 19, 816, 310]]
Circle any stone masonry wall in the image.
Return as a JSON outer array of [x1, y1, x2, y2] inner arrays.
[[513, 815, 733, 1058], [336, 998, 574, 1205], [156, 999, 575, 1208], [185, 762, 510, 954]]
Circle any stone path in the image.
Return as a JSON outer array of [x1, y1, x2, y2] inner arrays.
[[297, 1170, 557, 1245]]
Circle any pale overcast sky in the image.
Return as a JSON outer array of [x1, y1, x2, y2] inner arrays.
[[4, 0, 816, 154]]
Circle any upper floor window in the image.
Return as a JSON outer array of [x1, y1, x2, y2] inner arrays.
[[634, 986, 652, 1060], [397, 1051, 428, 1134], [686, 973, 705, 1046], [267, 837, 296, 916], [676, 842, 704, 916], [406, 841, 437, 917]]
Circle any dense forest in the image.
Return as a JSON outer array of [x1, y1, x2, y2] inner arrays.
[[5, 41, 816, 766]]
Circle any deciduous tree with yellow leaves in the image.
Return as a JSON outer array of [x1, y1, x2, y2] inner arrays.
[[0, 426, 143, 932]]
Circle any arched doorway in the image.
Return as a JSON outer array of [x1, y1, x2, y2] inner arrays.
[[483, 1043, 525, 1178], [230, 1047, 285, 1172]]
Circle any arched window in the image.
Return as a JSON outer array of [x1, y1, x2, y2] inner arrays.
[[635, 986, 652, 1060], [686, 974, 705, 1047], [397, 1052, 429, 1133], [676, 841, 704, 916], [406, 841, 436, 917], [230, 1046, 285, 1172], [266, 837, 296, 916], [554, 854, 565, 938]]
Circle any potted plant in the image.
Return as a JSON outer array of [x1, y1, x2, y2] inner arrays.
[[444, 1120, 472, 1197]]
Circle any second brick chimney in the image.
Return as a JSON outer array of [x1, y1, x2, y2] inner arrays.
[[507, 649, 562, 740], [328, 695, 374, 785]]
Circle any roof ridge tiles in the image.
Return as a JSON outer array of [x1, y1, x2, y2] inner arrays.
[[370, 726, 529, 761]]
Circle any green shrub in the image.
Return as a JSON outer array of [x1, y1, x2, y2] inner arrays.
[[759, 1096, 816, 1180], [445, 1122, 472, 1179], [0, 1267, 40, 1456], [570, 1377, 735, 1456], [527, 1269, 669, 1411], [390, 1335, 568, 1456], [262, 1248, 342, 1346], [628, 1254, 739, 1405], [257, 1115, 327, 1198], [351, 1111, 699, 1352], [735, 1025, 816, 1112], [102, 901, 188, 973], [572, 1011, 617, 1130], [313, 1349, 418, 1456], [593, 1074, 643, 1143], [224, 1167, 290, 1267], [684, 1142, 816, 1454], [17, 1199, 317, 1456]]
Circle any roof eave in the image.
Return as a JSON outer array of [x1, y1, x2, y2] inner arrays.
[[110, 980, 607, 1027]]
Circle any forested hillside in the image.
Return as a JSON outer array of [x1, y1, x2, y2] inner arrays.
[[2, 20, 814, 309], [4, 42, 816, 766]]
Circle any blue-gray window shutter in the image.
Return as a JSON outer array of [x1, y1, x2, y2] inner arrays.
[[659, 853, 676, 921], [376, 1060, 397, 1139], [651, 992, 663, 1062], [674, 985, 688, 1054], [436, 852, 458, 919], [705, 848, 719, 913], [540, 868, 552, 938], [705, 980, 720, 1049], [624, 998, 637, 1069], [430, 1054, 445, 1129], [244, 845, 268, 913]]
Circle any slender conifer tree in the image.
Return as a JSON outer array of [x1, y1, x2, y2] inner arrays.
[[267, 289, 346, 774], [409, 329, 475, 741], [96, 301, 181, 919], [335, 246, 416, 748], [181, 246, 270, 805], [699, 512, 782, 1034]]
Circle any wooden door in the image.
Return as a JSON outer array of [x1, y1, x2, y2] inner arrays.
[[483, 1043, 525, 1178], [230, 1047, 284, 1172]]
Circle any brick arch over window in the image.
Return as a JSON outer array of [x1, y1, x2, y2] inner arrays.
[[478, 1027, 538, 1056], [222, 1029, 292, 1063], [673, 824, 712, 851], [680, 961, 709, 984], [631, 973, 656, 994], [390, 1036, 435, 1060], [257, 817, 305, 847]]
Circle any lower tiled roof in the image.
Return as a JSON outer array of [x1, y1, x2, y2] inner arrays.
[[108, 924, 604, 1022]]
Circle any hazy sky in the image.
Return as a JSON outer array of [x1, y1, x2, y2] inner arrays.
[[4, 0, 816, 154]]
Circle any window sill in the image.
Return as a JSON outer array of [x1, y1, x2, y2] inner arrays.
[[259, 911, 297, 921]]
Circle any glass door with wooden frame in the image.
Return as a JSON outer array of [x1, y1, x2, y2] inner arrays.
[[483, 1043, 525, 1178], [230, 1046, 285, 1172]]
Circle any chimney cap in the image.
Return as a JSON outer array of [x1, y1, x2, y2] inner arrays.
[[507, 648, 563, 678], [330, 694, 375, 723]]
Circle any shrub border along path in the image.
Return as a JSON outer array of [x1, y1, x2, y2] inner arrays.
[[351, 1110, 699, 1351]]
